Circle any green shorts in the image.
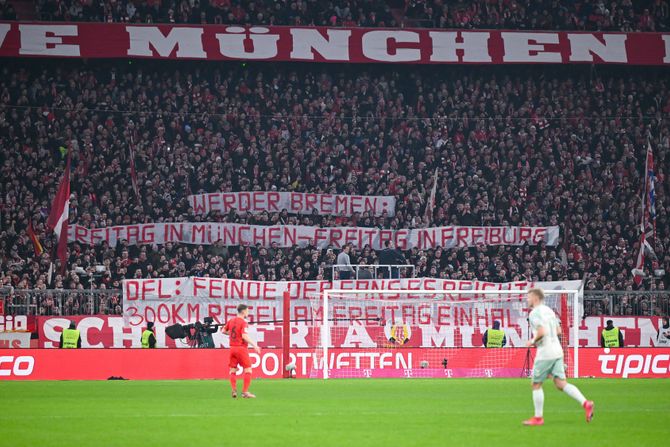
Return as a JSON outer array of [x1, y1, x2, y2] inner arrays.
[[532, 358, 566, 383]]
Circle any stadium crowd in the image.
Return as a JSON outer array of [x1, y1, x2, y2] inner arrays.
[[0, 59, 668, 317], [0, 0, 17, 20], [22, 0, 669, 31]]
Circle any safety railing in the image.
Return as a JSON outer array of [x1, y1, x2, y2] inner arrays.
[[330, 264, 416, 280], [0, 288, 122, 316], [2, 287, 668, 317], [583, 291, 669, 317]]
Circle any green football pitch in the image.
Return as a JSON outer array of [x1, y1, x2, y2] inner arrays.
[[1, 379, 668, 447]]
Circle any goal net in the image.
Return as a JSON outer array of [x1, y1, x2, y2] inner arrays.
[[308, 289, 580, 379]]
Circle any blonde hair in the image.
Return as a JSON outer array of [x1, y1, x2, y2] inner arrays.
[[528, 288, 545, 301]]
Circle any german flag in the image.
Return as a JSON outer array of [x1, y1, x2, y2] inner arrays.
[[27, 221, 44, 256]]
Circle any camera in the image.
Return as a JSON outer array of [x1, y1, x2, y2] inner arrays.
[[165, 316, 220, 348]]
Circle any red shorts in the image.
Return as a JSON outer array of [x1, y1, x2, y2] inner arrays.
[[229, 346, 251, 369]]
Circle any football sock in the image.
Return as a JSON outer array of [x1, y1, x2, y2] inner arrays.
[[230, 374, 237, 391], [562, 383, 587, 405], [533, 389, 544, 418], [243, 372, 252, 393]]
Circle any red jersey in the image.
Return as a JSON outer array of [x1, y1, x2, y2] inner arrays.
[[224, 316, 248, 347]]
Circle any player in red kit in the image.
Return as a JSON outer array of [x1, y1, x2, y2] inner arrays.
[[223, 304, 261, 399]]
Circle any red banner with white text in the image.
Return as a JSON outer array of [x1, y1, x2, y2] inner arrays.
[[0, 348, 531, 380], [2, 348, 668, 380], [0, 23, 669, 65], [38, 314, 537, 349], [67, 222, 559, 249], [36, 314, 669, 350], [0, 315, 36, 349], [579, 348, 670, 378], [188, 191, 396, 217]]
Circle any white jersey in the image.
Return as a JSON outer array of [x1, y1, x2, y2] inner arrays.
[[657, 326, 670, 346], [528, 304, 564, 360]]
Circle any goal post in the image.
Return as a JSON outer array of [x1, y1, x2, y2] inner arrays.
[[312, 289, 581, 380]]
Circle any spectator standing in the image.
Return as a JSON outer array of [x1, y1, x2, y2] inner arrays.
[[337, 245, 354, 280], [378, 241, 406, 279]]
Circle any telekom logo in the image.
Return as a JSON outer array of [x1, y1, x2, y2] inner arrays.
[[0, 355, 35, 376], [598, 349, 670, 378]]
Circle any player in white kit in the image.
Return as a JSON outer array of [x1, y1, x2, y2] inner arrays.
[[523, 288, 594, 426]]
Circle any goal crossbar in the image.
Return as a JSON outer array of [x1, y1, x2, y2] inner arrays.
[[324, 289, 581, 295]]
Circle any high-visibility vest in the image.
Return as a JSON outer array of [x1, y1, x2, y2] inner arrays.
[[486, 329, 505, 348], [141, 330, 154, 348], [602, 327, 621, 347], [62, 328, 80, 349]]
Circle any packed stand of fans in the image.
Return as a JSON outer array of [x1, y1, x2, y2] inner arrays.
[[405, 0, 669, 31], [0, 0, 17, 20], [25, 0, 670, 31], [0, 60, 668, 317]]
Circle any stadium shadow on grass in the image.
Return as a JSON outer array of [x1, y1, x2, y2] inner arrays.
[[0, 379, 668, 447]]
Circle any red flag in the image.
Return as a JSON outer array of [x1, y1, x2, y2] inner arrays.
[[47, 158, 71, 274], [26, 221, 44, 256]]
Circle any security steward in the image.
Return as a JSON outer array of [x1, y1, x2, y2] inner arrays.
[[60, 321, 82, 348], [601, 319, 624, 347], [482, 320, 507, 348], [141, 321, 157, 348]]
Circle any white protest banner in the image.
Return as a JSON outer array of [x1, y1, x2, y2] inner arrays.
[[188, 191, 396, 217], [122, 277, 581, 327], [68, 223, 559, 249]]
